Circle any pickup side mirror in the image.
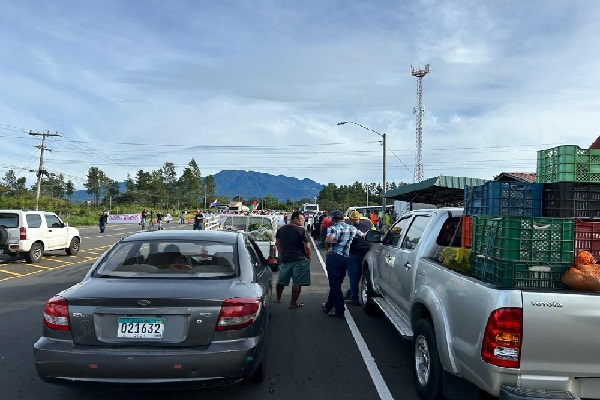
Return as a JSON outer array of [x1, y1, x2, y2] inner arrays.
[[365, 230, 382, 243]]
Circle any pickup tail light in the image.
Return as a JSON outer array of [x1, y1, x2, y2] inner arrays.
[[43, 296, 71, 331], [216, 297, 261, 331], [481, 308, 522, 368], [20, 227, 27, 240], [268, 244, 277, 265]]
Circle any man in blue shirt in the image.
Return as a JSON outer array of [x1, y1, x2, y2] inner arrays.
[[321, 210, 363, 319]]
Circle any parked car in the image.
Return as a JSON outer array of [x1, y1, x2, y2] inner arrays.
[[0, 209, 80, 263], [34, 230, 272, 388]]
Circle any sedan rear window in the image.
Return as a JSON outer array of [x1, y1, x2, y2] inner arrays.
[[95, 240, 237, 279]]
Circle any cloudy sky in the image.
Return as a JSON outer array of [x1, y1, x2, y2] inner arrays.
[[1, 0, 599, 191]]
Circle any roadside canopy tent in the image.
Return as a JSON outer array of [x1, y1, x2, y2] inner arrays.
[[384, 175, 488, 206]]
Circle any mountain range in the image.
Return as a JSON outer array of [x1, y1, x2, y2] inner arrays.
[[70, 170, 324, 203]]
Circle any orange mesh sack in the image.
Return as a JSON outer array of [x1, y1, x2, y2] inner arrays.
[[563, 265, 600, 291]]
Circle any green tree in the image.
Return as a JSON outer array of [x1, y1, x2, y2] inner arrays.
[[84, 167, 108, 206], [135, 170, 152, 191], [65, 180, 75, 203], [204, 175, 216, 203], [125, 173, 135, 192]]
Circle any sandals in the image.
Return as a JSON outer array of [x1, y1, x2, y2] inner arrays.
[[288, 303, 305, 309]]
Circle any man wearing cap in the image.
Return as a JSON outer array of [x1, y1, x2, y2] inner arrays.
[[345, 210, 373, 305], [322, 210, 363, 319]]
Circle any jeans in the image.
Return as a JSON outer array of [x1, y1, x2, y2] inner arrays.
[[324, 252, 349, 315], [345, 253, 364, 302], [99, 223, 106, 233]]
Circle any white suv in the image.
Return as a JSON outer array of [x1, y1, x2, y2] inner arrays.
[[0, 210, 81, 263]]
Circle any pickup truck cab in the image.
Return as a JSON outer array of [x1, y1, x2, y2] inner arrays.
[[0, 209, 81, 263], [361, 207, 599, 400]]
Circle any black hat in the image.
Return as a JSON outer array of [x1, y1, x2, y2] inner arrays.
[[331, 210, 344, 220]]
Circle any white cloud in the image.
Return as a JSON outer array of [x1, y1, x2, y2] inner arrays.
[[1, 0, 600, 194]]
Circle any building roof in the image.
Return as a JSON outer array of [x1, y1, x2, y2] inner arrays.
[[384, 175, 488, 205], [493, 172, 536, 182]]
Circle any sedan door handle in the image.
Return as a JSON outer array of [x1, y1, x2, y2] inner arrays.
[[404, 261, 412, 270]]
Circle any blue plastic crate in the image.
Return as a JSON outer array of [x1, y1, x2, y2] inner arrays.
[[464, 181, 542, 216]]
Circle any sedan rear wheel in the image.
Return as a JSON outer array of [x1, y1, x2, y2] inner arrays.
[[246, 348, 266, 383], [66, 237, 80, 256], [25, 242, 43, 263]]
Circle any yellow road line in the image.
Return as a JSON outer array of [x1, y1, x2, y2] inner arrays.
[[0, 269, 24, 276], [30, 264, 53, 269]]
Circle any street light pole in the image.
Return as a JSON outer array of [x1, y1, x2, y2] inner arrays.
[[337, 121, 387, 228]]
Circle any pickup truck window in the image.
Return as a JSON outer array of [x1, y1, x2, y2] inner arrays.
[[400, 215, 431, 250], [383, 216, 413, 247]]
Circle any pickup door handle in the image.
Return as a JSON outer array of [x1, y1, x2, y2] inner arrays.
[[404, 261, 412, 270]]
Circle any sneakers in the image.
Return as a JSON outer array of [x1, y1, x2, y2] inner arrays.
[[328, 310, 345, 319]]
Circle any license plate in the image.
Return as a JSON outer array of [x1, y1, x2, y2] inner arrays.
[[117, 317, 165, 339]]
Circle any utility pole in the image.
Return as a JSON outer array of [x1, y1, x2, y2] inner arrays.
[[29, 130, 59, 210]]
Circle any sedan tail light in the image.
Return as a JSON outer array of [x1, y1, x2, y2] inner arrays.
[[481, 307, 522, 368], [20, 227, 27, 240], [216, 297, 261, 331], [43, 296, 70, 331]]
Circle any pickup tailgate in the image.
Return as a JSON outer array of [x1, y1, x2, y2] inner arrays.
[[520, 291, 600, 376]]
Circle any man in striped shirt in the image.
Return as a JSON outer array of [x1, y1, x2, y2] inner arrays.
[[321, 210, 363, 319]]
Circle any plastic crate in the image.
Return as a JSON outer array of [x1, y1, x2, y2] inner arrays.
[[537, 145, 600, 183], [542, 182, 600, 218], [461, 215, 472, 248], [471, 216, 575, 263], [470, 253, 568, 289], [464, 181, 542, 216], [574, 220, 600, 260]]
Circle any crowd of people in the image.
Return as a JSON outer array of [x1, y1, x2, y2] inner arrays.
[[275, 207, 396, 319]]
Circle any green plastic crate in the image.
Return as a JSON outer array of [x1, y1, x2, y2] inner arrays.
[[472, 216, 574, 263], [537, 145, 600, 183], [470, 253, 568, 289]]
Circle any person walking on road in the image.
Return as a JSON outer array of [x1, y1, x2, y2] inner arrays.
[[345, 210, 372, 305], [193, 209, 204, 230], [98, 211, 108, 233], [179, 210, 185, 224], [156, 210, 163, 230], [275, 211, 311, 309], [322, 210, 362, 319], [319, 211, 331, 248], [140, 209, 147, 230]]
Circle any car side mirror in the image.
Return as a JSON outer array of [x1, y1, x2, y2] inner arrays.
[[365, 230, 382, 243]]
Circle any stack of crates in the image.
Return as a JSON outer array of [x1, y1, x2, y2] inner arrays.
[[462, 144, 600, 289], [538, 145, 600, 262]]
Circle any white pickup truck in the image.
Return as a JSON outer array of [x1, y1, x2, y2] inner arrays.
[[361, 207, 599, 400], [218, 215, 279, 271]]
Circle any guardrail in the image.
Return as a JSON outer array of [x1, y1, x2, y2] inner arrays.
[[204, 215, 220, 230]]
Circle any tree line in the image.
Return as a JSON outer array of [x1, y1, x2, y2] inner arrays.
[[1, 157, 406, 213]]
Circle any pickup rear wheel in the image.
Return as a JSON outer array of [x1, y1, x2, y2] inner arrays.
[[360, 268, 377, 315], [65, 237, 80, 256], [25, 242, 44, 264], [413, 318, 443, 400]]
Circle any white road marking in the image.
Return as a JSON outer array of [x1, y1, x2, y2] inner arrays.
[[313, 238, 394, 400]]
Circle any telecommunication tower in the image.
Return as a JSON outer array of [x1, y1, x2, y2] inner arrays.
[[411, 63, 429, 182]]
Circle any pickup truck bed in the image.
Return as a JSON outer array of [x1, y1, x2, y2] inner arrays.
[[362, 207, 600, 399]]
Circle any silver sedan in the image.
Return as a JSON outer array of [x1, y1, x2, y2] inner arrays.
[[33, 230, 273, 388]]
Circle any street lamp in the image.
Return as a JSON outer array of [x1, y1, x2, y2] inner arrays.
[[337, 121, 387, 228]]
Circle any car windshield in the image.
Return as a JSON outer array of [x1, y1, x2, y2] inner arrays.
[[94, 240, 237, 279]]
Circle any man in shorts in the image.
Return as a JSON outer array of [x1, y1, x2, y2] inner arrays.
[[275, 210, 311, 309]]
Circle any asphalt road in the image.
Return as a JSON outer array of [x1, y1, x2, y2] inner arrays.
[[0, 222, 421, 400]]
